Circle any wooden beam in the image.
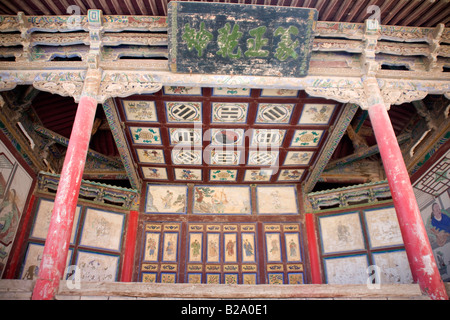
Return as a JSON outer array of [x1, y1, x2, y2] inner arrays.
[[56, 282, 428, 299]]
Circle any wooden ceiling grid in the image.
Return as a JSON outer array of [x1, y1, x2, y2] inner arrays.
[[115, 87, 343, 184]]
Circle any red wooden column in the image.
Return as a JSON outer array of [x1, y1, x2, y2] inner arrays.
[[365, 80, 448, 299], [305, 213, 322, 284], [32, 70, 101, 300], [120, 210, 139, 282]]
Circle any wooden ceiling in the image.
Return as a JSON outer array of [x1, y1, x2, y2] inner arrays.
[[0, 0, 448, 27], [116, 87, 343, 185], [14, 0, 436, 189]]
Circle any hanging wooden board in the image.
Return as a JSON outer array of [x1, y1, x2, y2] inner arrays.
[[168, 2, 318, 78]]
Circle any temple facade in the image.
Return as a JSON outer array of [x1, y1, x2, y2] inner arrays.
[[0, 0, 449, 300]]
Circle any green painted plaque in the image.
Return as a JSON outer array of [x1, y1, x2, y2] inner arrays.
[[168, 2, 318, 78]]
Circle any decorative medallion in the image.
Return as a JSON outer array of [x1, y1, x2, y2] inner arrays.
[[210, 169, 237, 181], [166, 101, 202, 122], [255, 104, 294, 124], [291, 130, 324, 147], [210, 150, 241, 166], [244, 169, 273, 182], [136, 149, 165, 164], [142, 167, 168, 180], [211, 129, 244, 146], [248, 151, 279, 166], [211, 102, 248, 123], [130, 127, 162, 145], [212, 87, 251, 97], [284, 151, 313, 166], [169, 128, 202, 146], [123, 100, 157, 122], [251, 129, 286, 146], [260, 89, 298, 97], [174, 168, 203, 181], [277, 169, 304, 181], [172, 149, 203, 165], [163, 86, 201, 95], [299, 104, 336, 125]]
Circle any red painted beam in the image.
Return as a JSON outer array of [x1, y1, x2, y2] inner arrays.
[[368, 102, 448, 300], [32, 95, 98, 300], [305, 213, 322, 284], [120, 210, 139, 282]]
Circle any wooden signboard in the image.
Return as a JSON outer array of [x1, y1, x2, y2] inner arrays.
[[168, 2, 318, 78]]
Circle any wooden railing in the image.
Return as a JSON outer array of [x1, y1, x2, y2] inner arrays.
[[2, 280, 449, 300]]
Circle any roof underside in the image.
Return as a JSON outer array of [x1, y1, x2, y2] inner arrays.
[[2, 0, 447, 191], [0, 0, 448, 28]]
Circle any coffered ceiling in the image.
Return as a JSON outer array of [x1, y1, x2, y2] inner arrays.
[[115, 86, 343, 185]]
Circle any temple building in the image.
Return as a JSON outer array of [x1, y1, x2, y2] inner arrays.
[[0, 0, 449, 301]]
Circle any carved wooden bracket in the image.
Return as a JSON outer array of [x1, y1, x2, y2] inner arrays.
[[0, 81, 18, 92], [304, 76, 434, 110], [32, 70, 162, 103]]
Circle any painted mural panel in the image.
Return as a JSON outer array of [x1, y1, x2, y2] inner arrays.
[[243, 169, 273, 182], [20, 242, 72, 280], [242, 233, 256, 263], [212, 87, 251, 97], [145, 185, 188, 214], [298, 104, 336, 125], [260, 89, 298, 97], [283, 151, 314, 166], [277, 169, 304, 182], [0, 140, 33, 277], [30, 198, 81, 244], [174, 168, 202, 181], [189, 232, 203, 263], [207, 233, 220, 263], [318, 212, 365, 254], [122, 100, 158, 122], [142, 167, 168, 180], [79, 208, 125, 252], [193, 186, 251, 214], [372, 250, 413, 284], [324, 254, 369, 284], [144, 232, 160, 262], [163, 86, 202, 95], [75, 250, 120, 282], [364, 207, 403, 249], [265, 233, 282, 262], [224, 233, 237, 263], [285, 233, 301, 262], [413, 149, 450, 281], [162, 232, 179, 262], [256, 186, 298, 214], [140, 223, 181, 283], [136, 149, 165, 164]]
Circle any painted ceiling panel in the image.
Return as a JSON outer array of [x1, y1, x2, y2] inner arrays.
[[115, 86, 344, 184]]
